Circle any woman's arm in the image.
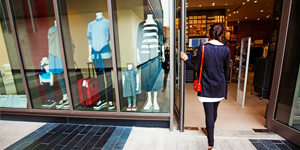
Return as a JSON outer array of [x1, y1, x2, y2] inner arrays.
[[180, 45, 202, 73]]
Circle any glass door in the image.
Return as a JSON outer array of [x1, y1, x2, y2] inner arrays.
[[174, 0, 185, 132], [267, 0, 300, 146]]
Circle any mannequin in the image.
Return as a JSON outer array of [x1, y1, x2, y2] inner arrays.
[[122, 64, 141, 111], [87, 12, 115, 110], [38, 57, 55, 108], [48, 20, 70, 109], [135, 14, 164, 111]]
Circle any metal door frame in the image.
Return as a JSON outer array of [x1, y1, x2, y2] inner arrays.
[[266, 0, 300, 146]]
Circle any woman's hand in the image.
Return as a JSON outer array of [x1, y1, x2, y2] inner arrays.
[[180, 52, 189, 61]]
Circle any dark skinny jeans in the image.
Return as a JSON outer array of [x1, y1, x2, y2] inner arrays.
[[203, 101, 220, 147]]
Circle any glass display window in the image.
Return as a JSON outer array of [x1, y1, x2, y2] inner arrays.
[[113, 0, 170, 113], [0, 0, 27, 109], [10, 0, 67, 110], [57, 0, 116, 111]]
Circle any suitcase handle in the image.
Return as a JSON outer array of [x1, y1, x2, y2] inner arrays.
[[87, 62, 96, 78]]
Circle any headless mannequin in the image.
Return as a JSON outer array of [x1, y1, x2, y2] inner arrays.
[[88, 12, 103, 62], [137, 14, 165, 64], [50, 20, 68, 101], [122, 64, 139, 111], [88, 13, 114, 109], [39, 57, 55, 107], [141, 14, 162, 111]]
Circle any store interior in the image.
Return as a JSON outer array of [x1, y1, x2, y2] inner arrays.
[[182, 0, 284, 130]]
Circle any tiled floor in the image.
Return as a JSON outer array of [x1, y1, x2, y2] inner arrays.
[[249, 139, 300, 150], [4, 123, 132, 150], [185, 72, 270, 130], [2, 120, 300, 150]]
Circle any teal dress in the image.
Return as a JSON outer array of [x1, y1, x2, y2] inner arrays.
[[122, 68, 142, 97]]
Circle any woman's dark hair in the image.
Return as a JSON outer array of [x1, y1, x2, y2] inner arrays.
[[209, 23, 224, 41]]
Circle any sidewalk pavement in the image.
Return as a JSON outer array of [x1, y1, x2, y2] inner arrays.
[[1, 120, 299, 150]]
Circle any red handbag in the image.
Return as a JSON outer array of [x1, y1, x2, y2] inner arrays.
[[193, 44, 205, 92]]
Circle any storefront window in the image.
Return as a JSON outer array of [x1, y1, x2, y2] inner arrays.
[[113, 0, 170, 112], [275, 0, 300, 131], [0, 0, 27, 109], [57, 0, 116, 111], [10, 0, 69, 110]]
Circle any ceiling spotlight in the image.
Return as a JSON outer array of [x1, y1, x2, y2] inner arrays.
[[228, 9, 230, 11], [247, 0, 250, 2], [226, 4, 228, 5], [238, 21, 240, 23], [233, 11, 236, 14], [243, 2, 245, 5], [254, 1, 257, 3], [236, 11, 239, 13], [276, 17, 279, 20], [258, 18, 260, 20], [261, 10, 264, 12], [229, 14, 231, 16], [266, 15, 270, 18], [199, 5, 201, 7], [212, 3, 215, 6], [245, 17, 248, 19]]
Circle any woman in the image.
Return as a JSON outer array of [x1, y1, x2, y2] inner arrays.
[[180, 23, 231, 150]]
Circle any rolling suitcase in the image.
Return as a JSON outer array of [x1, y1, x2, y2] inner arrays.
[[77, 62, 99, 106]]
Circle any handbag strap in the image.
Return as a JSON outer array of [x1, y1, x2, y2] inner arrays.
[[198, 44, 205, 83]]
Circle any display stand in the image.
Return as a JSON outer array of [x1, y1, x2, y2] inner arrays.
[[236, 37, 251, 107]]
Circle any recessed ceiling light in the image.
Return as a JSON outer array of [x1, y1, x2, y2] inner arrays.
[[178, 7, 180, 8], [247, 0, 250, 2], [276, 17, 279, 20], [266, 15, 270, 18], [228, 9, 230, 11], [233, 11, 236, 14], [238, 21, 240, 23], [254, 1, 257, 3], [229, 14, 231, 16], [258, 18, 260, 20], [226, 4, 228, 5], [261, 10, 264, 12], [245, 17, 248, 19], [236, 11, 239, 13], [199, 5, 201, 7], [243, 2, 245, 5], [190, 25, 192, 27], [212, 3, 215, 6]]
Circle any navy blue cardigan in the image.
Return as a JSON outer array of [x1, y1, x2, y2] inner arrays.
[[186, 43, 231, 99]]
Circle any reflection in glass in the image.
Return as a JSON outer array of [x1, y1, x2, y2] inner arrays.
[[58, 0, 116, 111], [275, 0, 300, 131], [10, 0, 68, 109], [175, 0, 181, 111], [0, 0, 27, 108], [113, 0, 170, 112]]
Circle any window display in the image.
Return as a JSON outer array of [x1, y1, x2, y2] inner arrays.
[[0, 0, 27, 109], [58, 0, 116, 111], [113, 0, 170, 113], [10, 0, 68, 110]]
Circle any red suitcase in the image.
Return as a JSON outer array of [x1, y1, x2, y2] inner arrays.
[[77, 63, 99, 106]]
